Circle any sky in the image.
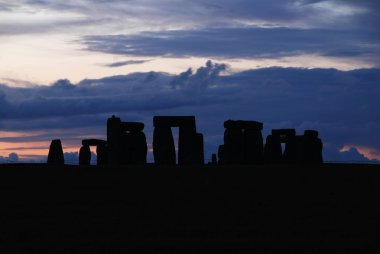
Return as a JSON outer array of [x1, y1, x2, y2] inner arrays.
[[0, 0, 379, 163]]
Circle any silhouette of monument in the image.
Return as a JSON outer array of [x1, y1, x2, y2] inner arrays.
[[79, 139, 107, 166], [47, 139, 64, 165], [264, 129, 323, 164], [264, 129, 297, 164], [299, 130, 323, 164], [153, 116, 204, 165], [218, 120, 263, 164], [107, 116, 147, 165], [47, 115, 322, 166], [79, 144, 91, 166]]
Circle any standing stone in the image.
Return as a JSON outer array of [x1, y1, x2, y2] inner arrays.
[[243, 129, 264, 164], [126, 131, 148, 164], [221, 120, 264, 165], [47, 139, 64, 165], [153, 116, 203, 165], [107, 115, 123, 165], [218, 145, 225, 164], [224, 127, 243, 164], [211, 153, 217, 165], [153, 126, 176, 165], [264, 135, 282, 164], [96, 143, 108, 165], [195, 133, 204, 165], [283, 136, 299, 163], [300, 130, 323, 164], [79, 145, 91, 166], [178, 127, 200, 165]]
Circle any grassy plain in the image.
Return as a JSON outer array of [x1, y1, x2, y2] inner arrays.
[[1, 163, 379, 253]]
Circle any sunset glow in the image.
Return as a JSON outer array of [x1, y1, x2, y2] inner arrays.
[[340, 145, 380, 161]]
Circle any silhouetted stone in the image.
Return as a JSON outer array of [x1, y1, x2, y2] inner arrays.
[[224, 127, 244, 164], [224, 120, 263, 130], [195, 133, 204, 165], [107, 115, 123, 165], [218, 145, 225, 164], [243, 129, 264, 164], [211, 153, 217, 165], [153, 116, 196, 130], [272, 129, 296, 138], [82, 139, 107, 147], [96, 143, 107, 165], [121, 122, 145, 132], [271, 129, 298, 163], [283, 135, 299, 163], [81, 139, 107, 165], [220, 119, 264, 164], [106, 115, 147, 165], [79, 145, 91, 166], [153, 126, 176, 165], [304, 130, 319, 139], [47, 139, 64, 165], [153, 116, 203, 165], [264, 135, 282, 163], [300, 130, 323, 164], [178, 127, 203, 165], [124, 131, 147, 164]]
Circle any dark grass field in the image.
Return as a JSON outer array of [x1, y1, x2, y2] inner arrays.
[[1, 163, 380, 253]]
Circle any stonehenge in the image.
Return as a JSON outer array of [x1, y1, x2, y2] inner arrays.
[[46, 115, 323, 166], [153, 116, 204, 165]]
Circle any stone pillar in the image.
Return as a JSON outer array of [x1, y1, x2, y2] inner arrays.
[[264, 135, 282, 163], [211, 153, 217, 165], [195, 133, 204, 165], [120, 132, 131, 164], [300, 130, 323, 164], [79, 145, 91, 166], [126, 131, 147, 164], [96, 143, 108, 165], [243, 129, 263, 164], [218, 145, 225, 164], [153, 126, 176, 165], [283, 136, 299, 164], [47, 139, 64, 165], [224, 127, 243, 164], [107, 115, 122, 165], [178, 131, 204, 165]]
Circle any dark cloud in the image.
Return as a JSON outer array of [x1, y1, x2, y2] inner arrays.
[[82, 27, 380, 61], [2, 0, 379, 35], [0, 62, 379, 162], [104, 60, 150, 68]]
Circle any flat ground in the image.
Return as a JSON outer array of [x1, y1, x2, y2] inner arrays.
[[1, 163, 380, 253]]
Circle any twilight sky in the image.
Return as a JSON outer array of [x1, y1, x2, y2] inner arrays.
[[0, 0, 379, 163]]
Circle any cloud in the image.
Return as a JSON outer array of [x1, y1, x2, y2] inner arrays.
[[0, 152, 20, 163], [0, 61, 379, 162], [324, 146, 378, 163], [82, 27, 380, 62], [1, 0, 379, 36], [103, 60, 150, 68]]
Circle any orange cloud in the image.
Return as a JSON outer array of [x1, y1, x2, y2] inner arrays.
[[340, 145, 380, 161]]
